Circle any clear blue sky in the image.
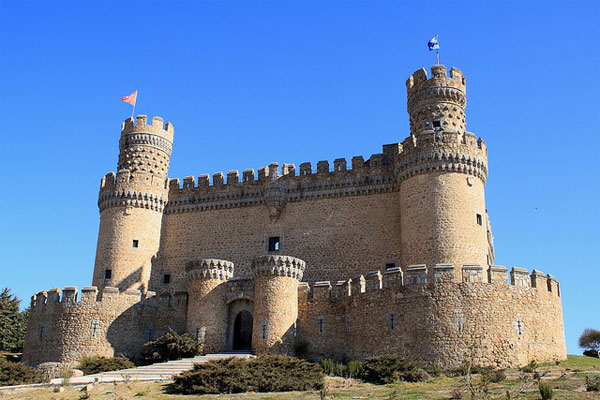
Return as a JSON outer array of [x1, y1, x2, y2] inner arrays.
[[0, 0, 598, 356]]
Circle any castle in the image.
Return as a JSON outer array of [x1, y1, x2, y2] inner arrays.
[[22, 65, 566, 371]]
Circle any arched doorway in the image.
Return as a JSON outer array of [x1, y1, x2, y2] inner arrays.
[[232, 310, 253, 351]]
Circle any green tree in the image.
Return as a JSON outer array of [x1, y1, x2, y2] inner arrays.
[[579, 328, 600, 358], [0, 288, 28, 353]]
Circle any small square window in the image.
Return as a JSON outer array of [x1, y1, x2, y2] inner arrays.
[[104, 269, 112, 280], [385, 263, 396, 270], [163, 274, 171, 284], [268, 237, 280, 252], [476, 214, 483, 226], [132, 240, 139, 248], [432, 120, 441, 128]]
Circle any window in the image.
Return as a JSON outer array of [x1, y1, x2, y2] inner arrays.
[[163, 274, 171, 284], [385, 263, 396, 270], [132, 239, 139, 248], [268, 237, 280, 252], [432, 120, 441, 128], [476, 214, 483, 226], [104, 269, 112, 280]]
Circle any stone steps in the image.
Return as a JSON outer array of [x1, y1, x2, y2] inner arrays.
[[49, 352, 254, 384]]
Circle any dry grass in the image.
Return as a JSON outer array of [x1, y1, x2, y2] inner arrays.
[[0, 355, 598, 400]]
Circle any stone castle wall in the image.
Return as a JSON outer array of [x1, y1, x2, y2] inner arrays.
[[297, 266, 565, 368], [22, 286, 186, 366]]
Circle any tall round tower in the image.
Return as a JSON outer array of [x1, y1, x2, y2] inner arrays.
[[398, 65, 492, 278], [251, 255, 305, 355], [92, 115, 174, 292], [186, 259, 234, 354]]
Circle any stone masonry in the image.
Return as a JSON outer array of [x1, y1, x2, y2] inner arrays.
[[22, 64, 566, 371]]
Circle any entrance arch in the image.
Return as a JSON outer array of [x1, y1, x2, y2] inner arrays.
[[232, 310, 253, 351]]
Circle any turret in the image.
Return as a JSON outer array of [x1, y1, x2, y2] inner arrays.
[[398, 66, 493, 279], [92, 115, 174, 292], [251, 255, 305, 355], [186, 259, 234, 354]]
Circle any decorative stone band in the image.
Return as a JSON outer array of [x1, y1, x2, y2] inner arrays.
[[165, 175, 396, 214], [407, 86, 466, 110], [120, 132, 173, 155], [251, 255, 306, 281], [396, 151, 488, 183], [186, 259, 235, 281], [98, 189, 168, 212]]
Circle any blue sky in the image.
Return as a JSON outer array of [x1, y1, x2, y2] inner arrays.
[[0, 0, 598, 356]]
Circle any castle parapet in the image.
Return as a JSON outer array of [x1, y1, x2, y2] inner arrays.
[[186, 259, 235, 281], [406, 264, 427, 284], [251, 255, 306, 280]]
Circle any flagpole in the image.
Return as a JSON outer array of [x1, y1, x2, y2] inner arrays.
[[436, 50, 440, 65]]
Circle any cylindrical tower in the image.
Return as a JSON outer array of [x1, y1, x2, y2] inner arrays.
[[186, 259, 234, 354], [251, 255, 305, 355], [398, 65, 492, 278], [92, 115, 174, 292]]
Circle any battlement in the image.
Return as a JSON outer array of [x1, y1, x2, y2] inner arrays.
[[186, 259, 235, 281], [29, 285, 187, 310], [251, 255, 306, 280], [406, 65, 466, 99], [121, 115, 174, 142], [300, 265, 561, 300]]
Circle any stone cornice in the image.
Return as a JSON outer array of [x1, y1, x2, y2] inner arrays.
[[396, 150, 488, 183], [120, 132, 173, 155]]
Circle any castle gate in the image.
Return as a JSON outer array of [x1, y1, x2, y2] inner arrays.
[[227, 299, 253, 352]]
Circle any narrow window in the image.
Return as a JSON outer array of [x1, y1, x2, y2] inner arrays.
[[385, 263, 396, 270], [432, 120, 441, 128], [132, 239, 139, 248], [163, 274, 171, 284], [476, 214, 483, 226], [268, 237, 280, 252], [104, 269, 112, 280], [38, 326, 44, 342]]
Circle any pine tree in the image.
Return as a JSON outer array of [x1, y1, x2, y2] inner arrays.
[[0, 288, 28, 353]]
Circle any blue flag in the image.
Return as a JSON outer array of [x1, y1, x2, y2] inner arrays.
[[428, 35, 440, 51]]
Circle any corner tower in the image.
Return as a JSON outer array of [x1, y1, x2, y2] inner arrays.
[[398, 66, 493, 278], [92, 115, 174, 292]]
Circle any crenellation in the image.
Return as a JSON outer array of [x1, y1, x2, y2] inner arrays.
[[333, 158, 346, 172], [299, 162, 312, 176], [462, 264, 483, 283], [351, 156, 364, 170], [350, 275, 365, 295], [282, 163, 295, 176], [406, 264, 427, 284], [243, 169, 255, 182], [489, 265, 508, 284], [530, 269, 546, 289], [47, 288, 61, 303], [313, 281, 332, 300], [317, 160, 329, 174], [434, 264, 455, 283], [227, 170, 239, 185], [511, 267, 530, 288], [212, 172, 224, 186], [383, 267, 403, 288], [365, 270, 382, 291], [183, 176, 195, 189]]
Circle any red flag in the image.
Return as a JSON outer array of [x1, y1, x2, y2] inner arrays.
[[122, 90, 137, 106]]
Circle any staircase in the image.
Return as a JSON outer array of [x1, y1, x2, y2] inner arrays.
[[50, 352, 254, 384]]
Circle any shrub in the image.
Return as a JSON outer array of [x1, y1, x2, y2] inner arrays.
[[579, 328, 600, 356], [347, 360, 363, 378], [142, 329, 199, 364], [335, 362, 347, 377], [521, 360, 537, 373], [538, 381, 554, 400], [585, 375, 600, 392], [172, 355, 323, 394], [482, 368, 506, 383], [0, 359, 47, 386], [77, 355, 135, 375], [583, 349, 599, 358], [360, 355, 430, 384], [322, 358, 334, 375]]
